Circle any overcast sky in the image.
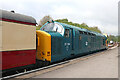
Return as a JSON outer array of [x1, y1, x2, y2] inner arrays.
[[1, 0, 119, 36]]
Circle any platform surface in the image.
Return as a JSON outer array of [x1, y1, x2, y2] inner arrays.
[[32, 47, 118, 78]]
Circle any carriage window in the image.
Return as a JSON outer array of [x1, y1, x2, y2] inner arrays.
[[64, 29, 69, 37]]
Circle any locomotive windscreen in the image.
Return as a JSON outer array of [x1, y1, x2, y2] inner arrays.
[[41, 22, 64, 35]]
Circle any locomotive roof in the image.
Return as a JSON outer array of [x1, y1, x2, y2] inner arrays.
[[59, 22, 104, 37], [0, 9, 36, 25]]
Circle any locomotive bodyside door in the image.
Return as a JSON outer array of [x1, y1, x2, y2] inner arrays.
[[63, 28, 75, 58]]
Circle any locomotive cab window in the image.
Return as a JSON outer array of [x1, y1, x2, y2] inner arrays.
[[40, 22, 64, 35], [64, 29, 69, 37]]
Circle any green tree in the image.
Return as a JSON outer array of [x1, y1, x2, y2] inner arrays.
[[37, 15, 53, 30], [88, 26, 102, 33], [117, 35, 120, 42], [55, 18, 102, 33], [107, 35, 118, 43], [55, 18, 68, 23]]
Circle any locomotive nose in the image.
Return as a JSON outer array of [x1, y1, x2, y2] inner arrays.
[[36, 30, 51, 62]]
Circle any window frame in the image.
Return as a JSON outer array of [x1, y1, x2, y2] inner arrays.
[[64, 28, 70, 38]]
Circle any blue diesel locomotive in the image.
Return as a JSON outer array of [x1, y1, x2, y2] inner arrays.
[[36, 21, 108, 63]]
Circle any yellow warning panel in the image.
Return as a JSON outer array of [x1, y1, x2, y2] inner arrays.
[[36, 30, 51, 62]]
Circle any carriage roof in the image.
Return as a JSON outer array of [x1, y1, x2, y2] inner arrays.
[[0, 9, 36, 25]]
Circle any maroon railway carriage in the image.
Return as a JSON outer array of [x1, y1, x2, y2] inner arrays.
[[0, 9, 36, 72]]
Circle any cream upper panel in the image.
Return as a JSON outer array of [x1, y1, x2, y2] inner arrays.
[[1, 21, 36, 51]]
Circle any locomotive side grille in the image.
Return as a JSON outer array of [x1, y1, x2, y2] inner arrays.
[[51, 37, 62, 55]]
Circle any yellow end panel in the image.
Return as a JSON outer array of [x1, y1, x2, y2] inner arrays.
[[36, 30, 51, 62]]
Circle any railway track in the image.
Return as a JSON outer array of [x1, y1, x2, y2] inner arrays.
[[1, 46, 118, 80], [1, 60, 69, 80]]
